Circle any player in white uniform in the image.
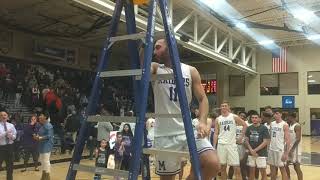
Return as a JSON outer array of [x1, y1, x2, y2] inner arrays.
[[228, 111, 249, 180], [214, 102, 247, 180], [262, 111, 272, 133], [268, 109, 290, 180], [142, 39, 220, 180], [285, 112, 303, 180]]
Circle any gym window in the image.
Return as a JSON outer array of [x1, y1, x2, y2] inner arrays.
[[307, 71, 320, 94], [260, 73, 298, 95], [229, 75, 245, 96]]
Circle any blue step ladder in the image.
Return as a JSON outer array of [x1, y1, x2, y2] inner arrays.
[[66, 0, 202, 179]]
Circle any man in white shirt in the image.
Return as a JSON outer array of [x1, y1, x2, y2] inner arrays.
[[214, 102, 247, 180], [268, 109, 290, 180], [285, 112, 303, 180], [0, 111, 17, 180]]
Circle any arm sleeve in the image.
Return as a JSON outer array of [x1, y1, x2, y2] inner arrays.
[[10, 125, 17, 140], [41, 126, 54, 141], [0, 125, 6, 139]]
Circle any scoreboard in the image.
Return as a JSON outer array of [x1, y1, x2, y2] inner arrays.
[[201, 80, 217, 94]]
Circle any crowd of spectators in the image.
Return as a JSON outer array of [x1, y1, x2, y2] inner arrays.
[[0, 61, 136, 165]]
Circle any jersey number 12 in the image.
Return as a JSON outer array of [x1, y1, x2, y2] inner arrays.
[[169, 87, 178, 102]]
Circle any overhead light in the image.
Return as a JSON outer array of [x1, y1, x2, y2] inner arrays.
[[292, 8, 316, 24], [236, 22, 247, 29], [258, 40, 275, 45], [308, 79, 316, 83], [308, 75, 313, 78], [307, 34, 320, 40], [199, 0, 215, 7]]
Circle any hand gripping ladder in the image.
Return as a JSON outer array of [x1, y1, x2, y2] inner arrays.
[[66, 0, 202, 179]]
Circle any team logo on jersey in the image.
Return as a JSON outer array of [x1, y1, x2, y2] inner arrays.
[[158, 161, 166, 171], [158, 77, 190, 87]]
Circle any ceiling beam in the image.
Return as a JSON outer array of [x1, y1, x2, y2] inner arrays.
[[72, 0, 257, 75]]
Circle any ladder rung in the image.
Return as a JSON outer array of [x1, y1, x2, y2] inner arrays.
[[73, 164, 129, 178], [110, 33, 146, 42], [110, 31, 165, 42], [100, 69, 142, 78], [143, 148, 189, 158], [99, 69, 174, 81], [146, 113, 182, 118], [87, 116, 136, 123], [135, 73, 174, 81]]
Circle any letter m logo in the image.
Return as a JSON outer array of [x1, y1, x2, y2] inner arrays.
[[158, 161, 166, 171]]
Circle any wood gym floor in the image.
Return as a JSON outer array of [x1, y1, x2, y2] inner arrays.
[[1, 136, 320, 180]]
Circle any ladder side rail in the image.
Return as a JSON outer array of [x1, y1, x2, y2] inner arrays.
[[123, 0, 141, 122], [142, 125, 151, 180], [123, 1, 151, 180], [158, 0, 202, 179], [128, 0, 158, 179], [66, 0, 124, 179]]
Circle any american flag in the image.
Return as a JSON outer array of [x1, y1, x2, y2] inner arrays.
[[272, 47, 287, 73]]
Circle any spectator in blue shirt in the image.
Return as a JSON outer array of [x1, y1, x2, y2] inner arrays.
[[33, 112, 53, 180]]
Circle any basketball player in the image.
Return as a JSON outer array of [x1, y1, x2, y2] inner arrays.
[[268, 109, 290, 180], [141, 39, 220, 180], [228, 111, 249, 180], [262, 111, 272, 132], [285, 112, 303, 180], [213, 102, 247, 180]]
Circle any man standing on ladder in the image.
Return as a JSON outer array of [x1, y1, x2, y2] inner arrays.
[[141, 38, 220, 180]]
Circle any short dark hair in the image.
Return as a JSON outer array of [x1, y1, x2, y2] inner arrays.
[[116, 132, 122, 136], [238, 111, 247, 117], [247, 110, 258, 117], [288, 112, 296, 118], [265, 105, 272, 110], [209, 112, 219, 119], [262, 111, 273, 118], [273, 108, 282, 113], [40, 111, 50, 119], [250, 111, 260, 117]]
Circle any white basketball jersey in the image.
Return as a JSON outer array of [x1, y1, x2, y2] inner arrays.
[[270, 120, 287, 152], [289, 123, 301, 155], [236, 121, 250, 140], [264, 123, 271, 133], [153, 63, 192, 137], [217, 113, 237, 145], [236, 125, 243, 140]]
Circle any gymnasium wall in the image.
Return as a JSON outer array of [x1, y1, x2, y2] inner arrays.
[[0, 27, 129, 70], [226, 45, 320, 135]]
